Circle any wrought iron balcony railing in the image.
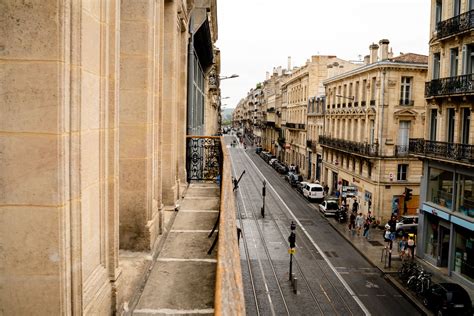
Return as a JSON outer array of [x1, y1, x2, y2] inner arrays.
[[285, 122, 306, 130], [409, 138, 474, 162], [394, 145, 410, 157], [186, 136, 222, 181], [319, 135, 379, 157], [425, 74, 474, 97], [436, 9, 474, 39], [399, 99, 414, 106]]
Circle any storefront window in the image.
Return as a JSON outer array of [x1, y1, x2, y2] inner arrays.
[[456, 173, 474, 218], [454, 226, 474, 282], [428, 167, 454, 210], [425, 214, 439, 259]]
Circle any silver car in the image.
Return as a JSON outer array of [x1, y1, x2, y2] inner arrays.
[[319, 199, 339, 216]]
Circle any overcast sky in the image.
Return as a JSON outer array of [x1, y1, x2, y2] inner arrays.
[[216, 0, 431, 109]]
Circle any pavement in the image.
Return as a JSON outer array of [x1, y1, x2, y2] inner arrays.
[[129, 183, 220, 316], [325, 213, 474, 315]]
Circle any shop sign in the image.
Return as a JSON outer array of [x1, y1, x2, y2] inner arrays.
[[342, 186, 358, 198], [364, 190, 372, 201]]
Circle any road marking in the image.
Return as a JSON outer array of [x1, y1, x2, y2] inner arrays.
[[244, 151, 371, 316], [365, 281, 379, 289]]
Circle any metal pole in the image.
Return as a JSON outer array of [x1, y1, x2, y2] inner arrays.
[[261, 180, 266, 218], [289, 253, 293, 281]]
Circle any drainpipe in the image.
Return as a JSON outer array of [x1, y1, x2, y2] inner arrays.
[[377, 68, 386, 220]]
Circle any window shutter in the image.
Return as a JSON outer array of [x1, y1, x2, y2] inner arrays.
[[462, 44, 468, 75]]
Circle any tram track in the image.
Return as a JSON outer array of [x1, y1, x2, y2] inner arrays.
[[227, 136, 365, 315]]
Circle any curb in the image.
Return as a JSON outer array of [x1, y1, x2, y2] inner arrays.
[[326, 218, 429, 315]]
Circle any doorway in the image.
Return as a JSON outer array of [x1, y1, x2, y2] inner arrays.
[[438, 225, 451, 267]]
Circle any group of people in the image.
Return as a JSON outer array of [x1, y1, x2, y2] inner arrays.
[[346, 199, 375, 239], [383, 215, 416, 261]]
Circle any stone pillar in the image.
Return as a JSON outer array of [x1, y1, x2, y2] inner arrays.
[[162, 0, 179, 207], [119, 0, 156, 251], [1, 0, 118, 314]]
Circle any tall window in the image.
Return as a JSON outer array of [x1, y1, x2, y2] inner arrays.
[[470, 0, 474, 11], [349, 83, 353, 104], [362, 79, 367, 103], [343, 84, 347, 106], [400, 77, 412, 105], [397, 164, 408, 181], [462, 44, 474, 75], [461, 108, 471, 144], [355, 81, 360, 103], [370, 77, 376, 102], [453, 0, 461, 16], [430, 109, 438, 141], [433, 53, 441, 79], [450, 48, 459, 77], [447, 108, 455, 143], [435, 0, 443, 25], [369, 120, 375, 144], [398, 121, 411, 153]]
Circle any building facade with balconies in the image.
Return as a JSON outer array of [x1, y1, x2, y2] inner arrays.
[[281, 56, 358, 178], [322, 40, 428, 222], [410, 0, 474, 286]]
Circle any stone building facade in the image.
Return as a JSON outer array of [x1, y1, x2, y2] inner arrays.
[[280, 56, 358, 179], [412, 0, 474, 286], [0, 0, 219, 314], [322, 40, 427, 222]]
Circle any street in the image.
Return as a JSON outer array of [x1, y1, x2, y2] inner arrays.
[[226, 135, 421, 316]]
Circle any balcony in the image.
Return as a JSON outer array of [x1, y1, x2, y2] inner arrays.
[[436, 9, 474, 40], [394, 145, 410, 157], [425, 74, 474, 97], [399, 99, 414, 106], [319, 135, 379, 157], [285, 122, 306, 130], [267, 107, 276, 113], [409, 138, 474, 162]]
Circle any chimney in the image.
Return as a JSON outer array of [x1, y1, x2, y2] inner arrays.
[[369, 43, 379, 64], [364, 55, 370, 65], [288, 56, 292, 71], [379, 39, 390, 61], [388, 48, 394, 59]]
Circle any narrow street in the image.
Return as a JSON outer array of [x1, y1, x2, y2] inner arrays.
[[226, 135, 420, 315]]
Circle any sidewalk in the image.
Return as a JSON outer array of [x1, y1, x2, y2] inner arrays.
[[130, 183, 220, 316], [327, 216, 474, 315]]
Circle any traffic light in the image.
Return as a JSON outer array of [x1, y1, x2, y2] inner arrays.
[[288, 232, 296, 248], [405, 187, 413, 202]]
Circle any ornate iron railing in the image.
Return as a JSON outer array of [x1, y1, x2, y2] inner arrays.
[[319, 135, 379, 157], [425, 74, 474, 97], [285, 122, 306, 130], [394, 145, 410, 157], [409, 138, 474, 161], [436, 9, 474, 39], [186, 136, 222, 181]]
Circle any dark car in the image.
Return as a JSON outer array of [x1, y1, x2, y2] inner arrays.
[[255, 146, 262, 154], [288, 173, 303, 187], [274, 162, 288, 174], [423, 283, 472, 316]]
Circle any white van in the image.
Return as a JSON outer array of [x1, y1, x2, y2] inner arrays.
[[303, 183, 324, 202]]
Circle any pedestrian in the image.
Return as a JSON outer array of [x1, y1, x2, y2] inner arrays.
[[348, 212, 356, 235], [399, 236, 408, 261], [407, 236, 416, 260], [323, 184, 329, 196], [355, 212, 365, 236], [388, 215, 397, 233], [352, 199, 359, 213], [383, 224, 392, 249], [363, 217, 371, 239]]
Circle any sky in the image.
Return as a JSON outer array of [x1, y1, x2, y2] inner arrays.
[[216, 0, 431, 110]]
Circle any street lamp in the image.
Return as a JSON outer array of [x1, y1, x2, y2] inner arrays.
[[219, 74, 239, 80]]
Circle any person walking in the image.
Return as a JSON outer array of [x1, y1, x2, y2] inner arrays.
[[352, 199, 359, 213], [348, 212, 356, 236], [363, 217, 371, 239], [399, 236, 408, 262], [407, 236, 416, 260], [355, 212, 365, 236]]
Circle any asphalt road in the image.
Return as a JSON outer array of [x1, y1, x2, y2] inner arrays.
[[226, 135, 421, 316]]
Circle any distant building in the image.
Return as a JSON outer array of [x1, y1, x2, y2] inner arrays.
[[322, 40, 428, 221]]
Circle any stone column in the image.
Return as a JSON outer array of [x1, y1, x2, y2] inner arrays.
[[119, 0, 155, 251]]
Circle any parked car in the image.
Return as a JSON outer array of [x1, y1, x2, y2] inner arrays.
[[274, 162, 288, 174], [303, 183, 324, 201], [296, 181, 309, 194], [269, 158, 278, 166], [255, 146, 262, 154], [319, 199, 340, 216], [396, 215, 418, 236], [423, 283, 472, 316], [288, 173, 303, 187]]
